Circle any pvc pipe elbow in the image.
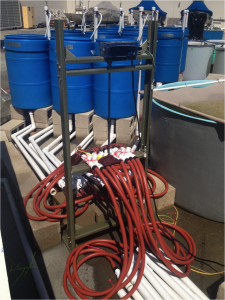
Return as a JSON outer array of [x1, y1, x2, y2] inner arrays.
[[50, 188, 57, 196]]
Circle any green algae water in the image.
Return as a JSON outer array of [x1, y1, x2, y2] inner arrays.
[[185, 100, 224, 120]]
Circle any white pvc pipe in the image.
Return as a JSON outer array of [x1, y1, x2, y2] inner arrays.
[[110, 119, 115, 134], [130, 9, 133, 26], [82, 6, 86, 33], [136, 6, 144, 136], [131, 136, 141, 152], [115, 269, 144, 300], [17, 112, 51, 174], [94, 7, 99, 42], [29, 126, 56, 173], [71, 131, 94, 155], [118, 8, 125, 34], [44, 149, 61, 168], [81, 134, 94, 150], [126, 259, 163, 300], [154, 79, 225, 92], [182, 10, 187, 31], [49, 131, 76, 167], [43, 114, 73, 167], [29, 128, 53, 153], [152, 7, 156, 21], [125, 282, 144, 300], [44, 5, 51, 40], [50, 131, 76, 156], [117, 288, 132, 300], [18, 129, 50, 175], [156, 82, 162, 88], [101, 133, 116, 146], [151, 253, 204, 300], [146, 264, 183, 300], [185, 10, 189, 28], [12, 113, 56, 195], [141, 263, 174, 300], [156, 10, 159, 21], [136, 248, 195, 300], [158, 249, 209, 300], [115, 269, 156, 300], [11, 118, 46, 181]]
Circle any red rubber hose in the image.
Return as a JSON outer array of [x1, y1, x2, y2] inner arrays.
[[24, 144, 196, 299]]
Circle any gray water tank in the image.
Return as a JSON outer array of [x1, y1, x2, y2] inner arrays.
[[213, 45, 225, 74], [150, 81, 224, 222], [183, 42, 214, 80]]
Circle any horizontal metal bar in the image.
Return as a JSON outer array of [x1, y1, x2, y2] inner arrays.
[[66, 64, 152, 76], [75, 218, 118, 240], [65, 54, 153, 64], [71, 163, 90, 175], [62, 218, 119, 252]]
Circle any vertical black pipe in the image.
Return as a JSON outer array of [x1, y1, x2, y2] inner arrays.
[[107, 69, 111, 154]]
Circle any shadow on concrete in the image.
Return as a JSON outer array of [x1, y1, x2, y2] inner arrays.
[[206, 276, 225, 299]]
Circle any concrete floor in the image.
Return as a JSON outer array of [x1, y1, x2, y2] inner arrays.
[[1, 27, 224, 299]]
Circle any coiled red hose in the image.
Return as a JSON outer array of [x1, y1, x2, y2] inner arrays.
[[24, 144, 196, 299]]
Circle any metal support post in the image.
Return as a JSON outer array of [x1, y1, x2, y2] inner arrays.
[[141, 20, 152, 149], [144, 21, 158, 173], [55, 20, 75, 250]]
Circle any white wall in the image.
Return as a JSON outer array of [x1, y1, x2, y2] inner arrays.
[[67, 0, 225, 20], [20, 0, 68, 25], [20, 1, 224, 27]]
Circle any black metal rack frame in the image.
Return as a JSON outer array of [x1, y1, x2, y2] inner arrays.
[[54, 19, 158, 251]]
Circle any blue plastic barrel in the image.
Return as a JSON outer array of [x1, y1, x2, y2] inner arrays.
[[51, 29, 83, 37], [93, 38, 139, 118], [155, 27, 183, 83], [122, 26, 148, 41], [212, 31, 223, 40], [49, 36, 94, 113], [203, 30, 223, 40], [4, 34, 52, 109], [122, 27, 148, 91], [180, 27, 189, 72]]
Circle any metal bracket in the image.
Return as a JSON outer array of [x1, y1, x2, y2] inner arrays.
[[66, 48, 77, 60], [138, 39, 147, 54]]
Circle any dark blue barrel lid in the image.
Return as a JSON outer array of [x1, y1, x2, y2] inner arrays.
[[96, 37, 138, 43], [4, 34, 49, 52], [158, 27, 183, 39], [51, 36, 92, 42]]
